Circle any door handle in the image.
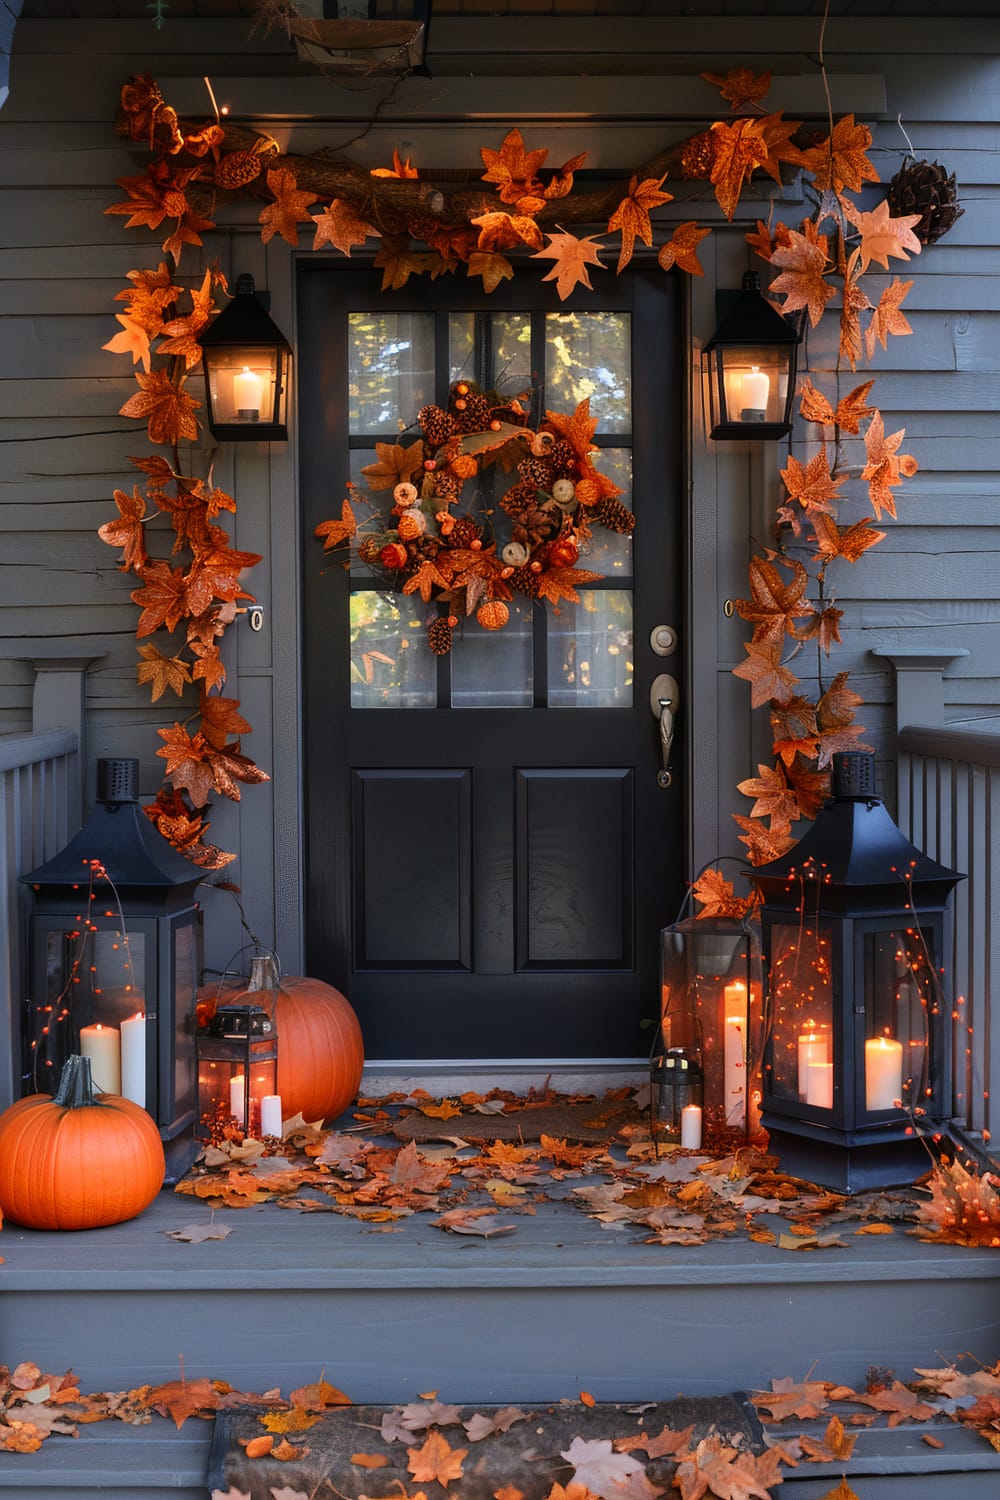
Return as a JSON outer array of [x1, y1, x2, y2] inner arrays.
[[649, 673, 680, 789]]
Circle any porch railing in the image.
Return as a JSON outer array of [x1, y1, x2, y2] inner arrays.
[[897, 723, 1000, 1150], [0, 728, 79, 1112]]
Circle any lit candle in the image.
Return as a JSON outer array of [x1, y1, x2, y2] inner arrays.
[[740, 365, 770, 420], [723, 980, 747, 1127], [680, 1104, 703, 1150], [797, 1027, 830, 1098], [805, 1061, 834, 1109], [865, 1035, 903, 1111], [260, 1095, 283, 1138], [120, 1012, 146, 1108], [229, 1073, 247, 1120], [79, 1023, 121, 1095], [233, 365, 263, 420]]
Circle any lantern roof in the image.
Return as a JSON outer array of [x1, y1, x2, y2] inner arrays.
[[704, 270, 802, 351], [22, 758, 203, 905], [753, 753, 963, 912], [200, 273, 291, 352]]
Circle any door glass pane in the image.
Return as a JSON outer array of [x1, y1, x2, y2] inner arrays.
[[449, 312, 532, 400], [547, 590, 633, 707], [350, 592, 436, 707], [545, 312, 631, 432], [451, 598, 533, 708], [348, 313, 434, 433], [580, 448, 633, 577]]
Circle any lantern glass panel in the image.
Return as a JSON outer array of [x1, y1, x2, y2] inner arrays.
[[767, 920, 835, 1109], [713, 345, 792, 430], [205, 346, 284, 429], [197, 1025, 278, 1139], [861, 927, 935, 1113]]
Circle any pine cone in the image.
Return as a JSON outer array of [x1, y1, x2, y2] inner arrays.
[[428, 616, 454, 655], [215, 150, 264, 190], [452, 390, 492, 432], [681, 130, 716, 180], [499, 479, 539, 517], [886, 158, 964, 245], [592, 496, 637, 535], [509, 564, 541, 598], [358, 535, 385, 565], [518, 456, 555, 489], [448, 515, 480, 548], [419, 404, 455, 447]]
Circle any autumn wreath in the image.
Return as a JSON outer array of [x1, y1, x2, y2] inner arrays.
[[315, 386, 635, 654]]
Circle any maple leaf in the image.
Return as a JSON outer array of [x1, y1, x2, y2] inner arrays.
[[162, 206, 217, 266], [103, 313, 154, 372], [657, 221, 711, 277], [733, 813, 796, 866], [781, 450, 844, 520], [184, 539, 262, 616], [205, 743, 270, 802], [532, 230, 606, 299], [798, 378, 875, 434], [362, 441, 424, 490], [701, 67, 772, 109], [542, 150, 588, 202], [690, 867, 757, 920], [259, 166, 319, 247], [735, 557, 814, 645], [536, 565, 602, 609], [136, 643, 192, 701], [407, 1429, 467, 1487], [288, 1377, 351, 1409], [756, 111, 810, 185], [148, 1376, 219, 1428], [811, 514, 885, 565], [164, 1219, 232, 1242], [673, 1436, 779, 1500], [467, 251, 515, 293], [371, 147, 420, 179], [156, 724, 215, 805], [464, 1407, 530, 1442], [607, 173, 673, 272], [473, 211, 544, 253], [770, 693, 820, 766], [560, 1436, 653, 1500], [798, 1415, 858, 1463], [199, 694, 252, 752], [709, 117, 770, 219], [843, 197, 922, 274], [120, 369, 200, 446], [544, 399, 599, 461], [312, 198, 376, 255], [315, 499, 359, 553], [800, 114, 880, 193], [865, 278, 914, 358], [130, 559, 190, 635], [768, 229, 835, 326], [403, 557, 453, 603], [852, 1381, 937, 1427], [839, 261, 872, 370], [798, 604, 844, 654], [434, 1207, 517, 1236], [98, 485, 148, 571], [105, 168, 175, 231], [817, 670, 864, 730], [480, 128, 547, 204], [751, 1375, 831, 1423], [733, 641, 800, 708], [782, 759, 832, 818], [738, 763, 803, 827], [862, 409, 918, 520]]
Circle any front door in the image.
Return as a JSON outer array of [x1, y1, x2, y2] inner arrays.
[[298, 262, 684, 1061]]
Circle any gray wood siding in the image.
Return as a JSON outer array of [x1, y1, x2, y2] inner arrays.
[[1, 14, 997, 967]]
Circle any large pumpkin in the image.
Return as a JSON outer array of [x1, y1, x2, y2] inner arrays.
[[273, 976, 364, 1124], [0, 1054, 165, 1231]]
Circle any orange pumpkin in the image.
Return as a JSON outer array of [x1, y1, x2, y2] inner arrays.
[[273, 976, 364, 1124], [476, 599, 509, 631], [0, 1054, 165, 1231]]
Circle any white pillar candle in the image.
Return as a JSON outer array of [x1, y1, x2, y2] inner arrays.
[[119, 1012, 146, 1108], [680, 1104, 703, 1150], [260, 1095, 283, 1138], [866, 1035, 903, 1111], [230, 1073, 247, 1120], [805, 1061, 834, 1109], [740, 365, 770, 418], [797, 1028, 830, 1097], [233, 366, 263, 418], [79, 1024, 121, 1095], [723, 980, 747, 1127]]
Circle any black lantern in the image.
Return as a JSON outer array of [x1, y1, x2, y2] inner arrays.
[[653, 913, 764, 1147], [704, 271, 802, 440], [21, 758, 203, 1181], [200, 274, 291, 441], [755, 751, 963, 1193], [196, 952, 280, 1139], [289, 0, 431, 77]]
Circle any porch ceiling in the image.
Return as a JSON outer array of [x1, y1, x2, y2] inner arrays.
[[18, 0, 1000, 17]]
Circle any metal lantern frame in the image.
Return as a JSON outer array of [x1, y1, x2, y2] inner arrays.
[[755, 752, 963, 1193], [195, 949, 280, 1139], [199, 273, 291, 441], [704, 270, 802, 440]]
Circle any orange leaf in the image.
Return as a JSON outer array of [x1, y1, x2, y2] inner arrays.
[[862, 409, 918, 521], [799, 114, 879, 193], [407, 1429, 468, 1487], [701, 67, 772, 110], [811, 515, 885, 565], [780, 450, 844, 520], [362, 441, 425, 490], [315, 499, 359, 553], [130, 559, 190, 635], [657, 221, 711, 276], [843, 197, 922, 274], [472, 211, 544, 253], [136, 643, 192, 702], [480, 128, 548, 205], [99, 486, 148, 571], [119, 368, 200, 446], [865, 278, 914, 359], [467, 251, 515, 293], [734, 557, 813, 645], [312, 198, 376, 256], [690, 867, 756, 920], [259, 165, 319, 247], [103, 313, 153, 372], [199, 693, 252, 752], [737, 762, 802, 827], [768, 229, 835, 327], [733, 641, 800, 708], [371, 147, 419, 179], [156, 724, 215, 806], [536, 565, 602, 609], [374, 239, 440, 290], [607, 173, 673, 272], [148, 1377, 219, 1429], [351, 1452, 391, 1468], [260, 1406, 324, 1433], [532, 230, 606, 299], [709, 117, 770, 219]]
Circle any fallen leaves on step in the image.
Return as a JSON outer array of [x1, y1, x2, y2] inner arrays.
[[164, 1218, 233, 1242], [407, 1427, 468, 1485]]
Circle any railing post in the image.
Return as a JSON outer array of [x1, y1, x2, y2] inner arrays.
[[870, 646, 971, 735]]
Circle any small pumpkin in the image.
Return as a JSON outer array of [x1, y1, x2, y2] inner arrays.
[[476, 599, 509, 631], [0, 1055, 165, 1231], [549, 535, 579, 568], [273, 976, 364, 1124]]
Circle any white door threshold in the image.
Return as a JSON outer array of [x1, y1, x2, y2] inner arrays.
[[361, 1058, 648, 1098]]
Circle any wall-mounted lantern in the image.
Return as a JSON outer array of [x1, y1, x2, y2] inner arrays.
[[289, 0, 432, 77], [755, 751, 963, 1193], [200, 274, 291, 441], [704, 271, 802, 440]]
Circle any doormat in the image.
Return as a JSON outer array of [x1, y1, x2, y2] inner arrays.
[[209, 1395, 762, 1500], [389, 1099, 646, 1145]]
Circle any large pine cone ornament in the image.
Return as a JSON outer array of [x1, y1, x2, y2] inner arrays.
[[509, 564, 541, 598], [428, 616, 455, 655], [592, 496, 637, 535], [418, 404, 455, 447], [886, 158, 964, 245], [448, 515, 480, 549]]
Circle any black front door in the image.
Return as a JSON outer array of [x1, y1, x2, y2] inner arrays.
[[298, 262, 684, 1060]]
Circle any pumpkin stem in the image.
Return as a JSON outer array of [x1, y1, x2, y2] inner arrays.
[[53, 1054, 99, 1109]]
